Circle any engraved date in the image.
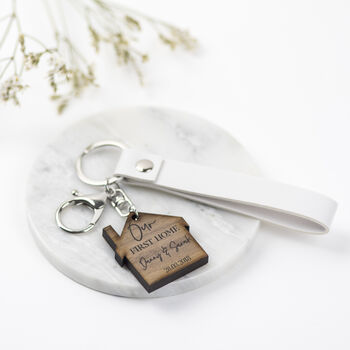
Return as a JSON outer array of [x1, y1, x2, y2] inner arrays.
[[163, 255, 192, 273]]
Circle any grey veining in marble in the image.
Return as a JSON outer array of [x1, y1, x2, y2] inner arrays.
[[27, 107, 261, 298]]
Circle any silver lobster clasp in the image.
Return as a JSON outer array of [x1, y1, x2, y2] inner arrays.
[[56, 141, 139, 234], [56, 190, 107, 233]]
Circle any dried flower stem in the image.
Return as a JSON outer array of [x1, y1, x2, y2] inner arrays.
[[0, 0, 196, 113]]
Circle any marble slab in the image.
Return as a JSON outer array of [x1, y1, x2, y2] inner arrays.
[[26, 107, 261, 298]]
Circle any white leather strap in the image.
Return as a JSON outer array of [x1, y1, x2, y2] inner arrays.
[[114, 149, 337, 234]]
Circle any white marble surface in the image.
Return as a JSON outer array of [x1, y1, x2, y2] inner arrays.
[[27, 107, 261, 297]]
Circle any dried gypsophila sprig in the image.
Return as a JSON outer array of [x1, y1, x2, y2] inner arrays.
[[0, 0, 61, 105], [0, 75, 27, 105], [72, 0, 196, 83], [0, 0, 197, 114], [48, 56, 96, 114]]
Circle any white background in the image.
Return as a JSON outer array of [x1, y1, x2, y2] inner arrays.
[[1, 0, 349, 349]]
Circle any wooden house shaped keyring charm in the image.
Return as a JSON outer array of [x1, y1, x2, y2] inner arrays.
[[103, 212, 208, 293]]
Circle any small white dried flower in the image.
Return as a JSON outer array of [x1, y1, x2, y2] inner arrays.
[[0, 0, 196, 113], [0, 76, 27, 105]]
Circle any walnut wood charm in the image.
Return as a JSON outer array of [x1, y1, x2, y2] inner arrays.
[[103, 212, 208, 293]]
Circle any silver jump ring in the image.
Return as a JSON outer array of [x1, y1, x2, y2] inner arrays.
[[76, 140, 126, 186], [130, 207, 139, 220]]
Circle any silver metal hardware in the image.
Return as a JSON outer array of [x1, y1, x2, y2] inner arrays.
[[56, 141, 139, 233], [56, 180, 138, 233], [76, 140, 126, 186], [56, 191, 107, 233], [105, 180, 139, 219], [135, 159, 154, 173]]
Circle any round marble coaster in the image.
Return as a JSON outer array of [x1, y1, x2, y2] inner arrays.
[[27, 107, 261, 298]]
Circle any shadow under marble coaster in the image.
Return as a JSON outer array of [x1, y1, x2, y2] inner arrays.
[[27, 107, 261, 298]]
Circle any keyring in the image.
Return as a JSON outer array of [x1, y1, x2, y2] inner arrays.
[[76, 140, 126, 186], [57, 141, 137, 233]]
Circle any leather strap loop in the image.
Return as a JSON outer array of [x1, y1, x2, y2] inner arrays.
[[114, 149, 337, 234]]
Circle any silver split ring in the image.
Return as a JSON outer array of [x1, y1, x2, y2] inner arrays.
[[76, 140, 126, 186]]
